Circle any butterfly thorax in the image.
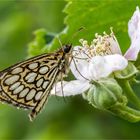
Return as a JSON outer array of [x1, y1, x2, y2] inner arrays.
[[53, 44, 72, 76]]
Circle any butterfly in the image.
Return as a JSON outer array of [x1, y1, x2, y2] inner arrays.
[[0, 44, 72, 121]]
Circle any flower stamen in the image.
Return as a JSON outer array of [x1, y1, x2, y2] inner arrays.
[[78, 28, 120, 58]]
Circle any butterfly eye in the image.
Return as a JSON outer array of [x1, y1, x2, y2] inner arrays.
[[63, 44, 72, 53]]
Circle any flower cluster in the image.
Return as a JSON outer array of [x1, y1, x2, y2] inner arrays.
[[51, 7, 140, 122]]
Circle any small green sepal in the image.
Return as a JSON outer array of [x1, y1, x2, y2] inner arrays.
[[114, 62, 138, 79]]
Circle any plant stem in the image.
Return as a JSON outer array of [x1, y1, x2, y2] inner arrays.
[[109, 103, 140, 123], [119, 80, 140, 109]]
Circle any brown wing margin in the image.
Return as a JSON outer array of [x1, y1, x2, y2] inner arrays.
[[29, 67, 59, 121], [0, 94, 33, 110]]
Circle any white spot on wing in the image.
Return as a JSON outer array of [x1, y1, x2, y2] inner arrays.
[[13, 85, 24, 94], [28, 63, 38, 70], [39, 66, 49, 74], [42, 81, 49, 89], [4, 75, 20, 85], [19, 88, 29, 98], [36, 78, 44, 87], [25, 72, 37, 83], [10, 82, 20, 90], [12, 67, 23, 74], [35, 91, 43, 101], [26, 89, 36, 100]]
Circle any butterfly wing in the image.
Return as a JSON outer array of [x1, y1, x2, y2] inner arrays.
[[0, 53, 61, 120]]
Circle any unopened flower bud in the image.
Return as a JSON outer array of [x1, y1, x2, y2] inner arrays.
[[85, 78, 126, 109]]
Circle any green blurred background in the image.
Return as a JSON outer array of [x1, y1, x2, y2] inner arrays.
[[0, 0, 140, 139]]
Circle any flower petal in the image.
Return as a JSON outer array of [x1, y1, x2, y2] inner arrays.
[[88, 56, 112, 80], [128, 6, 140, 41], [105, 54, 128, 71], [88, 54, 128, 80], [51, 80, 90, 96], [108, 34, 122, 54], [70, 46, 91, 80], [124, 6, 140, 61], [124, 37, 140, 60]]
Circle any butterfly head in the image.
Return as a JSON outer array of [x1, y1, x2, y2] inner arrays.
[[63, 44, 72, 53]]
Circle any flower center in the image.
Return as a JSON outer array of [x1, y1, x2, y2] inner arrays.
[[79, 28, 117, 58], [91, 33, 113, 56]]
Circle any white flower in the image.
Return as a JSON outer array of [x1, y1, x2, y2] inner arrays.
[[51, 6, 140, 97], [124, 6, 140, 60], [51, 31, 128, 96]]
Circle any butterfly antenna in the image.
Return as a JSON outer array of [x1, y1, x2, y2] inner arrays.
[[56, 35, 63, 49], [69, 26, 86, 43]]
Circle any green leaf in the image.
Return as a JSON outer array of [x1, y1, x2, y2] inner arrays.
[[64, 0, 140, 53], [28, 29, 55, 57], [28, 0, 140, 57]]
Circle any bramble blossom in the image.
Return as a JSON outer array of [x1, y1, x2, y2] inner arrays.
[[51, 7, 140, 97]]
